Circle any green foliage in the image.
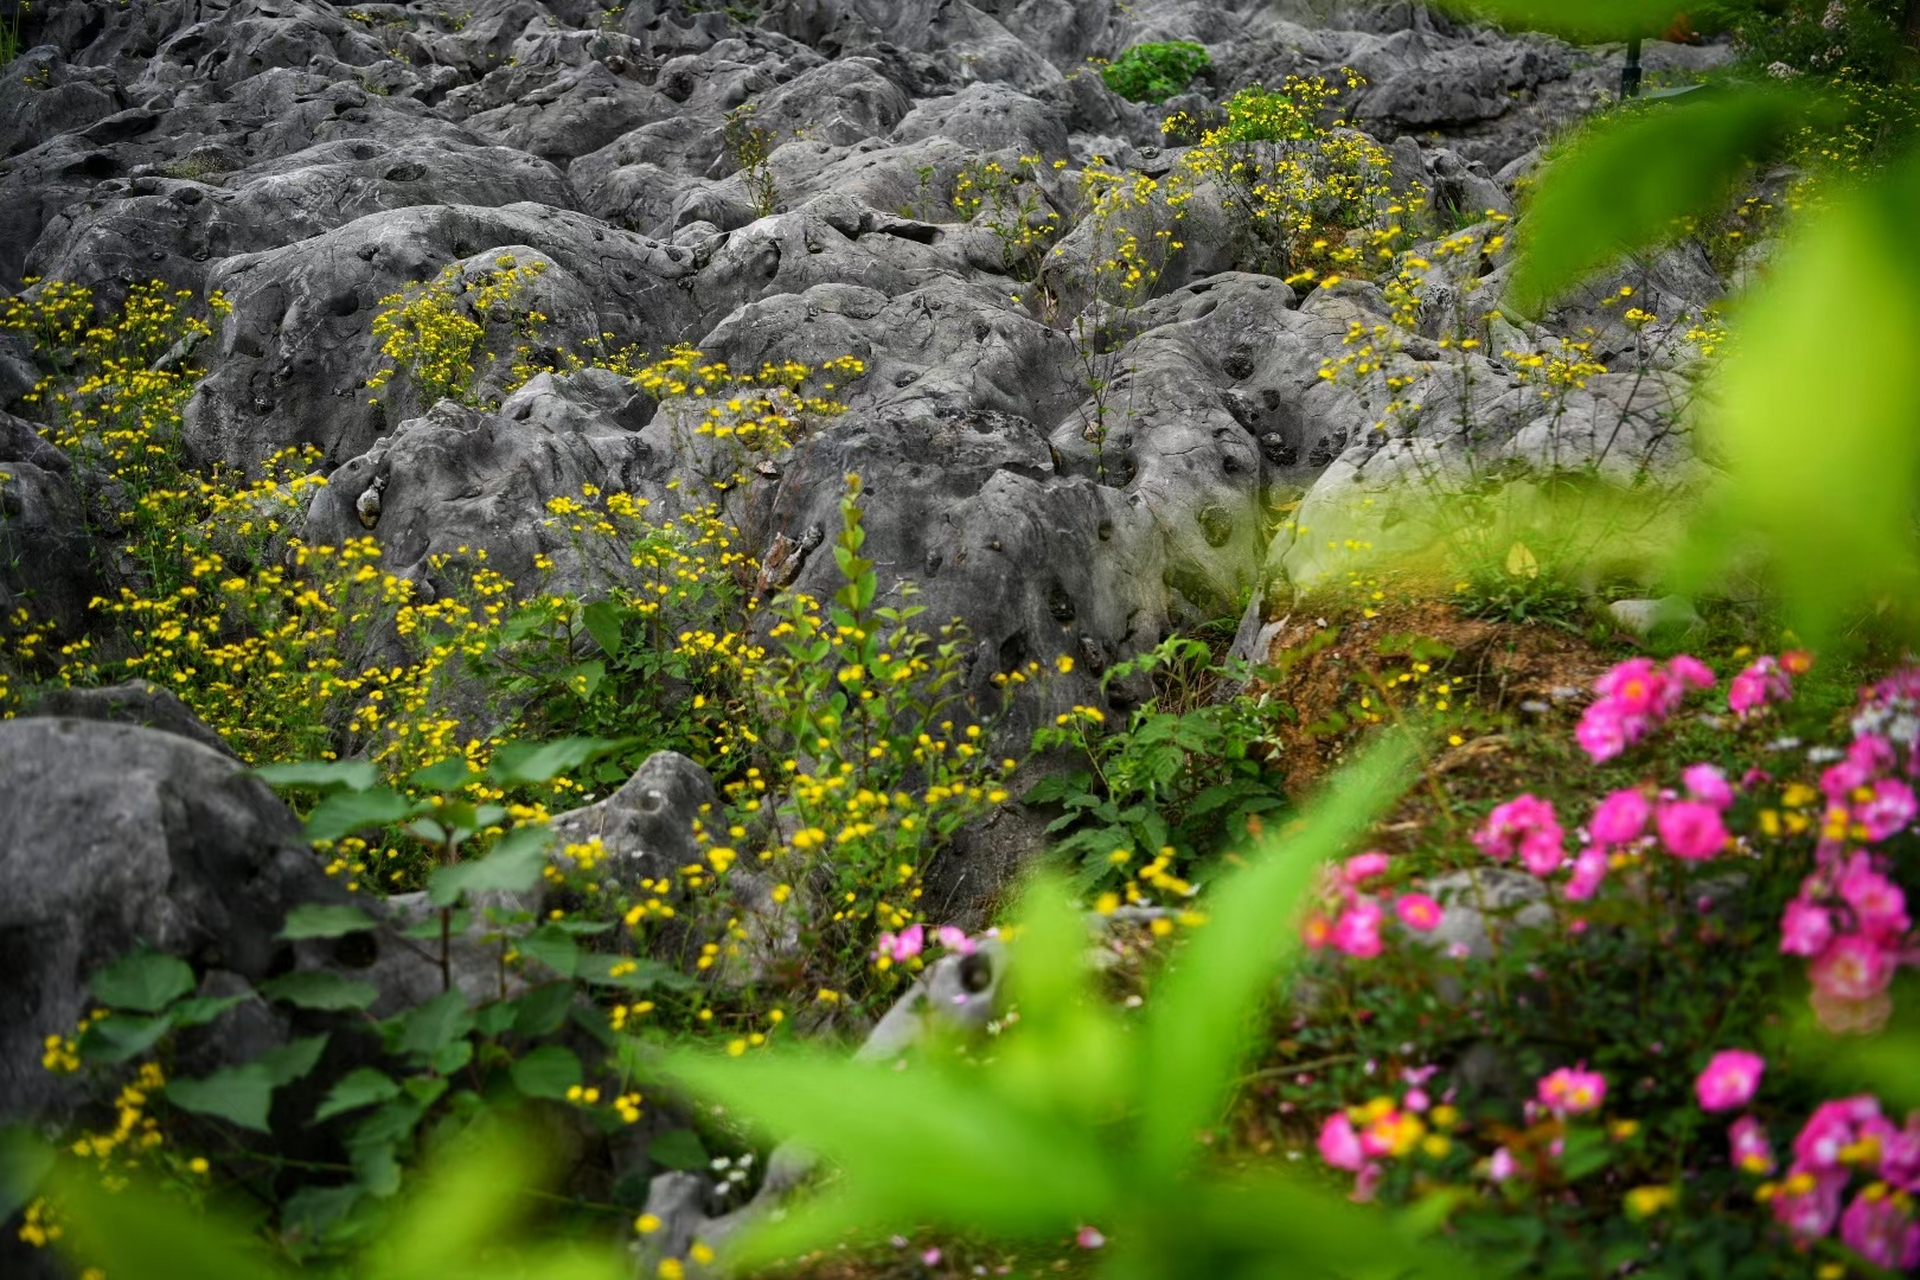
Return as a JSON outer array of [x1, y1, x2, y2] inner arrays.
[[364, 253, 554, 408], [662, 739, 1450, 1277], [1507, 87, 1806, 313], [1434, 0, 1692, 40], [724, 103, 780, 218], [1027, 636, 1290, 898], [1100, 41, 1212, 104]]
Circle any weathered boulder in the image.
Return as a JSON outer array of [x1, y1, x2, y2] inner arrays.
[[0, 412, 100, 638]]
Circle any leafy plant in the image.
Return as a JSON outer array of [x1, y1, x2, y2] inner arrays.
[[1026, 635, 1290, 898], [660, 737, 1463, 1278], [1100, 41, 1212, 104], [724, 103, 780, 219]]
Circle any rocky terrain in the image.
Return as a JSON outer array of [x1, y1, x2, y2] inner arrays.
[[0, 2, 1751, 1270]]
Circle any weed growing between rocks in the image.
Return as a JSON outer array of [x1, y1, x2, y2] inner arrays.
[[1098, 40, 1213, 105], [724, 103, 781, 220]]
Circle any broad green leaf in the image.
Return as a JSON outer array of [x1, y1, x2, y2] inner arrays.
[[259, 1034, 331, 1086], [411, 756, 480, 792], [305, 787, 419, 844], [583, 597, 625, 655], [994, 879, 1129, 1124], [573, 951, 692, 992], [313, 1067, 401, 1123], [90, 948, 195, 1013], [1181, 1171, 1470, 1278], [78, 1012, 175, 1065], [510, 1045, 583, 1100], [427, 824, 554, 907], [278, 902, 378, 939], [645, 1128, 709, 1171], [48, 1158, 290, 1280], [170, 994, 249, 1027], [1434, 0, 1703, 39], [511, 982, 577, 1038], [1137, 735, 1416, 1177], [0, 1126, 54, 1222], [393, 990, 474, 1061], [166, 1063, 277, 1132], [1508, 87, 1804, 313], [252, 759, 377, 792], [1677, 153, 1920, 644], [260, 970, 380, 1012], [374, 1118, 554, 1279], [487, 737, 629, 786]]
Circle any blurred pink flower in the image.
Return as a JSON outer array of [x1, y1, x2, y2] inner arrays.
[[1394, 893, 1443, 932], [1855, 777, 1918, 842], [1330, 899, 1384, 959], [1795, 1096, 1888, 1172], [1729, 1115, 1776, 1175], [1476, 794, 1565, 875], [1589, 787, 1651, 847], [1343, 851, 1391, 884], [1538, 1065, 1607, 1117], [1809, 935, 1897, 1003], [1836, 853, 1911, 942], [1682, 763, 1734, 810], [1075, 1227, 1106, 1250], [1657, 799, 1728, 860], [1487, 1147, 1518, 1182], [1771, 1166, 1845, 1240], [1576, 702, 1632, 762], [1668, 654, 1717, 691], [875, 924, 925, 963], [1318, 1112, 1366, 1171], [1563, 848, 1609, 902], [1695, 1050, 1765, 1112], [1839, 1185, 1920, 1269], [1780, 897, 1834, 957], [1730, 656, 1793, 718]]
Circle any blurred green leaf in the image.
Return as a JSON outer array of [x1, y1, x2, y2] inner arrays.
[[427, 825, 553, 907], [1434, 0, 1695, 39], [314, 1067, 402, 1124], [78, 1012, 175, 1064], [1508, 87, 1804, 313], [165, 1063, 278, 1132], [509, 1046, 582, 1101], [279, 902, 378, 939], [306, 787, 419, 844], [89, 948, 194, 1013], [170, 993, 249, 1026], [487, 737, 629, 786], [253, 759, 378, 793], [0, 1126, 54, 1222], [645, 1128, 709, 1171], [1677, 153, 1920, 644], [393, 990, 474, 1061], [411, 756, 481, 792], [583, 598, 624, 655], [260, 970, 380, 1012], [1137, 734, 1415, 1176], [49, 1156, 290, 1280]]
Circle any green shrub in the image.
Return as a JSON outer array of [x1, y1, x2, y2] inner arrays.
[[1100, 41, 1211, 104]]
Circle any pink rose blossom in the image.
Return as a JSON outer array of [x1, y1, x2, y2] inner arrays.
[[1475, 794, 1565, 870], [1075, 1227, 1106, 1250], [1795, 1096, 1888, 1172], [1729, 656, 1793, 718], [1330, 899, 1384, 959], [1809, 935, 1897, 1003], [1537, 1065, 1607, 1117], [1318, 1112, 1366, 1171], [1780, 897, 1835, 957], [1404, 1087, 1431, 1113], [1856, 777, 1918, 842], [1487, 1147, 1518, 1182], [1394, 893, 1443, 932], [1729, 1115, 1776, 1175], [1656, 799, 1728, 860], [1589, 788, 1651, 847], [1351, 1161, 1384, 1203], [921, 1248, 942, 1266], [1682, 763, 1735, 810], [1563, 848, 1609, 902], [1771, 1166, 1845, 1240], [1668, 654, 1717, 691], [1837, 853, 1911, 942], [1576, 702, 1632, 762], [1880, 1113, 1920, 1192], [1342, 851, 1391, 885], [1695, 1050, 1766, 1112], [1840, 1186, 1920, 1269]]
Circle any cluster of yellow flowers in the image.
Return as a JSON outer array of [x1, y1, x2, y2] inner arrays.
[[366, 254, 553, 407]]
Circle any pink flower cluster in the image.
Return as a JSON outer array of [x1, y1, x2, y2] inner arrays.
[[1740, 1094, 1920, 1269], [1776, 736, 1917, 1034], [1849, 666, 1920, 776], [1576, 656, 1716, 762], [1536, 1064, 1607, 1118], [873, 923, 976, 965], [1317, 1067, 1447, 1199], [1728, 652, 1807, 719], [1302, 852, 1443, 959]]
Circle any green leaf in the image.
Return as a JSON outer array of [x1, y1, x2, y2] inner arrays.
[[166, 1064, 278, 1133], [487, 737, 628, 786], [427, 824, 554, 907], [305, 786, 419, 844], [90, 948, 195, 1013], [0, 1126, 54, 1223], [252, 759, 377, 792], [1508, 87, 1805, 312], [278, 902, 378, 940], [259, 971, 380, 1012], [313, 1068, 401, 1124], [1677, 152, 1920, 644], [645, 1128, 709, 1171], [47, 1157, 291, 1280], [517, 924, 580, 977], [170, 994, 249, 1027], [259, 1034, 331, 1086], [393, 990, 474, 1062], [78, 1012, 175, 1065], [1137, 735, 1415, 1178], [1560, 1126, 1614, 1181], [1433, 0, 1701, 39], [510, 1046, 583, 1101], [574, 951, 693, 992], [412, 756, 480, 792], [512, 983, 578, 1039], [583, 598, 625, 656]]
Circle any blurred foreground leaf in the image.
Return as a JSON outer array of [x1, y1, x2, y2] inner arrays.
[[664, 735, 1456, 1278]]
